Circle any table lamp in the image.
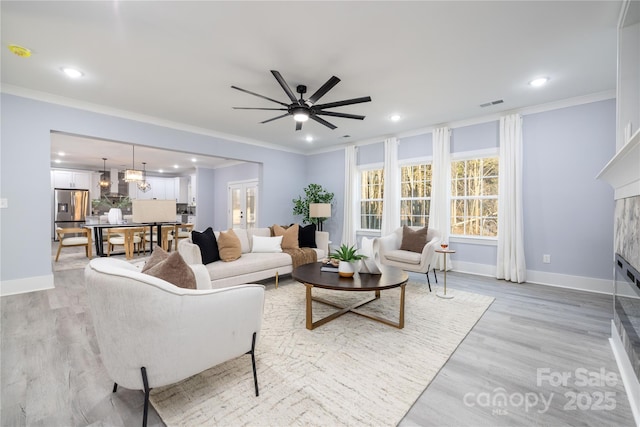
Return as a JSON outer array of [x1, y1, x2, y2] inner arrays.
[[309, 203, 331, 231]]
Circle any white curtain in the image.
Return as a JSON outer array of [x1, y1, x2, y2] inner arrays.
[[381, 137, 400, 236], [428, 127, 451, 270], [497, 114, 527, 283], [341, 145, 358, 247]]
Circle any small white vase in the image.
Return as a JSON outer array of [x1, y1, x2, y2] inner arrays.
[[338, 260, 356, 278], [108, 208, 122, 225]]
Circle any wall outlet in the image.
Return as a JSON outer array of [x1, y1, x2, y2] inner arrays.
[[0, 198, 7, 209], [543, 254, 551, 264]]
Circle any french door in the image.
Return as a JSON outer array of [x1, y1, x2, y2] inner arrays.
[[227, 180, 258, 229]]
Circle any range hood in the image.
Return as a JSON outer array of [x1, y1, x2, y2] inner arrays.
[[597, 128, 640, 199]]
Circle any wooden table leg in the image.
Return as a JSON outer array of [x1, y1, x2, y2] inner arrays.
[[305, 284, 313, 330], [399, 283, 406, 329]]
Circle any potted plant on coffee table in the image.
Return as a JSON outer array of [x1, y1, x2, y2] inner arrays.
[[330, 244, 367, 278]]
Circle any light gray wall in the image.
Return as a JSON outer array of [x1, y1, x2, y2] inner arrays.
[[0, 93, 305, 284], [451, 121, 499, 153], [210, 162, 260, 231], [304, 99, 616, 281], [357, 141, 383, 165], [522, 99, 615, 279], [304, 149, 345, 246], [0, 92, 617, 287], [399, 133, 432, 159]]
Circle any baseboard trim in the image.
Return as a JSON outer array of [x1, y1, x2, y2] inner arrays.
[[451, 261, 626, 296], [610, 321, 640, 427], [0, 274, 54, 296], [450, 260, 496, 278]]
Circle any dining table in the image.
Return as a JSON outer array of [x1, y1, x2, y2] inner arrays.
[[83, 221, 179, 257]]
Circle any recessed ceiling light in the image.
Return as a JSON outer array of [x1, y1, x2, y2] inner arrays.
[[305, 136, 313, 143], [158, 169, 164, 173], [173, 164, 179, 169], [61, 67, 84, 78], [191, 158, 197, 162], [58, 151, 65, 156], [54, 159, 61, 164], [529, 77, 549, 87], [390, 114, 401, 122]]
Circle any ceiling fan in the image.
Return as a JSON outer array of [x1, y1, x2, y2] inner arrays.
[[231, 70, 372, 131]]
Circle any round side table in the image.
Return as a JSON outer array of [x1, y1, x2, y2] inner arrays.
[[435, 248, 456, 299]]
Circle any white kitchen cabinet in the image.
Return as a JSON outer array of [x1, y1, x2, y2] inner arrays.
[[52, 169, 91, 189], [164, 178, 176, 201], [178, 177, 189, 203], [188, 174, 197, 205]]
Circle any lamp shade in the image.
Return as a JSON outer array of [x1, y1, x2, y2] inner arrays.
[[309, 203, 331, 218]]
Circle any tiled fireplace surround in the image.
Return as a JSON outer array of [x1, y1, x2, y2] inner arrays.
[[613, 195, 640, 424]]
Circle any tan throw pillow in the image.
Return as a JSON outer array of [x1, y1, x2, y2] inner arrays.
[[399, 226, 429, 253], [217, 229, 242, 262], [143, 251, 196, 289], [273, 223, 299, 249], [142, 245, 169, 272]]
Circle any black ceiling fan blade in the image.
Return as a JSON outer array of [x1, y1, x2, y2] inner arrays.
[[314, 96, 372, 110], [233, 107, 288, 111], [310, 115, 337, 130], [307, 76, 341, 105], [296, 121, 303, 131], [260, 113, 291, 124], [231, 86, 289, 107], [270, 70, 299, 104], [315, 110, 365, 120]]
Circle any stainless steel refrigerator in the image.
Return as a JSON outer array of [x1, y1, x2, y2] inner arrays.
[[53, 188, 89, 240]]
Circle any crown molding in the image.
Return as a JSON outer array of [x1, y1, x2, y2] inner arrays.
[[1, 84, 306, 155]]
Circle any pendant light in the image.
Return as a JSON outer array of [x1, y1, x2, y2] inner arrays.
[[98, 158, 111, 189], [124, 145, 143, 182], [137, 162, 152, 193]]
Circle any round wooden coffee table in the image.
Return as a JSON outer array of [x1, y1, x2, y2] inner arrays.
[[292, 263, 409, 330]]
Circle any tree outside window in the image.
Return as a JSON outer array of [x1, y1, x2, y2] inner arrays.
[[400, 163, 432, 227], [360, 168, 384, 229], [450, 157, 499, 237]]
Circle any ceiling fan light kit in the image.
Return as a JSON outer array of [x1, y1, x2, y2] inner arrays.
[[232, 70, 371, 131]]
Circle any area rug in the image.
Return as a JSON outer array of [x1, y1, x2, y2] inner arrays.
[[149, 279, 494, 426]]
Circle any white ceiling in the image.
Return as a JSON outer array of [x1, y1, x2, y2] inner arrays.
[[1, 1, 621, 171]]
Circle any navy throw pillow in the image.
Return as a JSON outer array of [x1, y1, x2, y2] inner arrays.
[[191, 227, 220, 264], [298, 223, 317, 248]]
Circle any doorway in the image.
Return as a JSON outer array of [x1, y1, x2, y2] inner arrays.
[[228, 180, 258, 229]]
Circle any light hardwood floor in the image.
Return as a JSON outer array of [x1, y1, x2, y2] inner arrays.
[[1, 266, 635, 426]]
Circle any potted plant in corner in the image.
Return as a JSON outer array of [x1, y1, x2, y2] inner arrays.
[[330, 244, 367, 278], [292, 183, 334, 226]]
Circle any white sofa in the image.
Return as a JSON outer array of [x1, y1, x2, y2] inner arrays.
[[178, 227, 329, 288], [84, 257, 265, 426]]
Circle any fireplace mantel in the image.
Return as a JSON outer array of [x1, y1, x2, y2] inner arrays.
[[597, 128, 640, 199]]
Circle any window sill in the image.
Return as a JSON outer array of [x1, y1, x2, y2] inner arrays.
[[449, 236, 497, 246]]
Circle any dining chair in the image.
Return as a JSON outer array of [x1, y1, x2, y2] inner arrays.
[[106, 227, 145, 259], [161, 226, 175, 252], [55, 227, 92, 262], [174, 223, 194, 245]]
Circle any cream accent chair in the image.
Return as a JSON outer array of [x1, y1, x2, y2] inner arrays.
[[84, 258, 265, 427], [373, 226, 441, 291], [55, 227, 92, 262]]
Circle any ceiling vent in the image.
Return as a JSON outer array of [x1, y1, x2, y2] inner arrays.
[[480, 99, 504, 108]]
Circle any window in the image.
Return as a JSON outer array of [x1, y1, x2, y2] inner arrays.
[[360, 168, 384, 229], [400, 163, 432, 227], [450, 157, 499, 237]]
